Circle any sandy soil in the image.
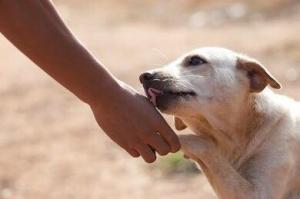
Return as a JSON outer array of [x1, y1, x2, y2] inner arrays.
[[0, 1, 300, 199]]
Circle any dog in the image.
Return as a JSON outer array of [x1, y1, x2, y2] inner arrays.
[[139, 47, 300, 199]]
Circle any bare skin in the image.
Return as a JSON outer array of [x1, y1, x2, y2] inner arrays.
[[0, 0, 180, 163]]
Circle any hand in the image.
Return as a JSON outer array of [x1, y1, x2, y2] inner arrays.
[[90, 81, 180, 163], [0, 0, 180, 163]]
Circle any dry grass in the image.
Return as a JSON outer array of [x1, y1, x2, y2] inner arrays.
[[0, 0, 300, 199]]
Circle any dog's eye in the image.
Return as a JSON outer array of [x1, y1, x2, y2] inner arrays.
[[187, 55, 207, 66]]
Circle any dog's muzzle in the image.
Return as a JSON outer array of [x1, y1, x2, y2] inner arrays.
[[139, 72, 196, 110]]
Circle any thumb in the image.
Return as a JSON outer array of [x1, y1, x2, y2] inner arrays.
[[155, 119, 180, 153]]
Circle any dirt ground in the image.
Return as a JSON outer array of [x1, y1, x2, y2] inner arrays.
[[0, 1, 300, 199]]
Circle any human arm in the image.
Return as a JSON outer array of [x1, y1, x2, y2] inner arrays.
[[0, 0, 180, 163]]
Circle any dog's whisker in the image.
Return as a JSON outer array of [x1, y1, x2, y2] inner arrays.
[[176, 80, 197, 91], [156, 78, 197, 91], [177, 75, 202, 78], [178, 68, 205, 75]]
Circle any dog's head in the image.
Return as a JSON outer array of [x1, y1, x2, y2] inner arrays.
[[140, 47, 281, 130]]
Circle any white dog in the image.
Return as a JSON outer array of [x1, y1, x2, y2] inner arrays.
[[139, 47, 300, 199]]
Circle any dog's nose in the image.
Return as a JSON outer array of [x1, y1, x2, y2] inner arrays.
[[139, 72, 154, 84]]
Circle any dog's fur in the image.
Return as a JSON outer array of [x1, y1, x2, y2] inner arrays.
[[140, 47, 300, 199]]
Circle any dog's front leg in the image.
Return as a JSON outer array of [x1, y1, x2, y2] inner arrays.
[[179, 134, 253, 199], [179, 134, 291, 199]]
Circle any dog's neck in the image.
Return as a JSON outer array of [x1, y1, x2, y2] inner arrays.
[[182, 89, 283, 165]]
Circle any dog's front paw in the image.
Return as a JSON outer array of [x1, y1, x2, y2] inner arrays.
[[179, 134, 215, 160]]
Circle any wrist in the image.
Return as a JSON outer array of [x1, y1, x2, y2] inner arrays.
[[84, 69, 123, 108]]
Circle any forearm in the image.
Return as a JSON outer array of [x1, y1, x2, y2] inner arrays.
[[0, 1, 181, 161], [0, 0, 116, 104]]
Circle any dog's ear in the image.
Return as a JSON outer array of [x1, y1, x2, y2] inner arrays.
[[174, 117, 187, 130], [237, 56, 281, 93]]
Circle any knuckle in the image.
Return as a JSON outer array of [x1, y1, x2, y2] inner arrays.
[[144, 132, 157, 142], [130, 139, 144, 149]]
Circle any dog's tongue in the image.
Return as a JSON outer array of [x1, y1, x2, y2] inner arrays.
[[147, 88, 163, 106]]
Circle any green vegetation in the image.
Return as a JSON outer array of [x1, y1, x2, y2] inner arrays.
[[158, 152, 200, 176]]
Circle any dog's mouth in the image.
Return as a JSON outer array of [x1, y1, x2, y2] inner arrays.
[[146, 87, 196, 107]]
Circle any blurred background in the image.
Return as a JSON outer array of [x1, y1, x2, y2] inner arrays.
[[0, 0, 300, 198]]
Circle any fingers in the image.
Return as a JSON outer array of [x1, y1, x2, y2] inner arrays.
[[126, 148, 140, 158], [135, 144, 156, 163], [156, 122, 181, 153], [147, 133, 170, 156]]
